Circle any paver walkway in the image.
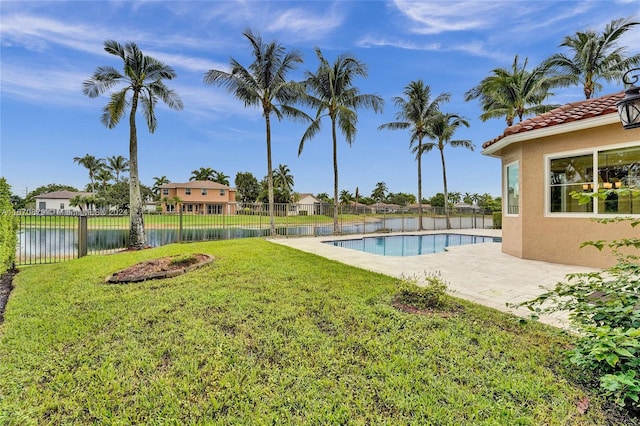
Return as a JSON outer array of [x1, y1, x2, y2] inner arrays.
[[269, 229, 598, 329]]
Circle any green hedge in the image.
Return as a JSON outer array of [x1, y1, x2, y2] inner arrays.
[[492, 211, 502, 229], [0, 178, 17, 274]]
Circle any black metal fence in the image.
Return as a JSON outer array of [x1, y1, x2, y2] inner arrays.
[[15, 204, 495, 265]]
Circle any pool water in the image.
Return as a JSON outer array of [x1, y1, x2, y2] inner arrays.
[[324, 233, 501, 256]]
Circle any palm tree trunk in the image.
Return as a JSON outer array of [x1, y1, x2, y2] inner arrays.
[[128, 91, 146, 249], [265, 114, 275, 236], [440, 147, 451, 230], [417, 136, 423, 231], [331, 118, 339, 234]]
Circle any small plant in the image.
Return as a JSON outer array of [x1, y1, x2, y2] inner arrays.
[[512, 215, 640, 412], [395, 271, 451, 311]]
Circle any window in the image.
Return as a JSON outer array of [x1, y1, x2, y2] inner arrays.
[[505, 162, 519, 215], [547, 144, 640, 215], [201, 189, 208, 196], [185, 188, 191, 195], [60, 203, 65, 210], [219, 189, 226, 196], [162, 188, 169, 196], [207, 204, 222, 214]]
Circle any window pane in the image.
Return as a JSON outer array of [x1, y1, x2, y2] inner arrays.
[[598, 146, 640, 214], [550, 184, 593, 213], [550, 155, 593, 185], [506, 163, 519, 215]]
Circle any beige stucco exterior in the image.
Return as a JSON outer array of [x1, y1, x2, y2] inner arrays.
[[485, 117, 640, 268], [159, 181, 237, 215]]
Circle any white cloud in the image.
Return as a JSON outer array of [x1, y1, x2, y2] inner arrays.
[[266, 6, 344, 40], [357, 35, 440, 51], [392, 0, 502, 34]]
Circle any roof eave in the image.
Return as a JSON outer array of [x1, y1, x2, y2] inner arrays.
[[481, 113, 621, 158]]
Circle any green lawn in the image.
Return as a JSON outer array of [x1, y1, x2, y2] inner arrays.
[[0, 239, 630, 424]]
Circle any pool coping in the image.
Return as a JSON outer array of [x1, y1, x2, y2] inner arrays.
[[269, 229, 599, 330]]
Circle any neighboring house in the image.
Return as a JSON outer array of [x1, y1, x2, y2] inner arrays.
[[288, 193, 326, 216], [373, 202, 401, 214], [482, 91, 640, 268], [349, 201, 375, 214], [34, 191, 93, 213], [406, 203, 432, 213], [453, 203, 481, 214], [159, 181, 237, 214]]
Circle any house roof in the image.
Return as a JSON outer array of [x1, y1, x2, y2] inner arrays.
[[35, 190, 93, 199], [159, 181, 235, 190], [481, 92, 624, 152]]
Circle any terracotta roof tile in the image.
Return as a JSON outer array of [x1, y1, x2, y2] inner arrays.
[[482, 92, 624, 149]]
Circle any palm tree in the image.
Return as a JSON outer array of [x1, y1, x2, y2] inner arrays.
[[379, 80, 449, 230], [465, 55, 558, 126], [273, 164, 294, 196], [420, 112, 474, 229], [212, 170, 230, 186], [73, 154, 105, 193], [544, 18, 640, 99], [152, 175, 170, 200], [339, 190, 353, 205], [83, 40, 184, 249], [106, 155, 129, 181], [371, 181, 388, 203], [190, 167, 215, 181], [94, 168, 114, 193], [204, 29, 308, 236], [298, 48, 384, 233]]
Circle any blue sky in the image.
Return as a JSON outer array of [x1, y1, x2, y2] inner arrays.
[[1, 1, 638, 200]]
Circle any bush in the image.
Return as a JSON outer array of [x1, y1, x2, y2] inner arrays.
[[0, 178, 17, 274], [492, 211, 502, 229], [512, 217, 639, 411], [395, 271, 451, 310]]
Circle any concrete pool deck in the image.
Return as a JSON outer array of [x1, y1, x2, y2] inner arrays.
[[269, 229, 599, 329]]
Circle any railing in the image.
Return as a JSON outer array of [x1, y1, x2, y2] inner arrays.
[[14, 204, 495, 265]]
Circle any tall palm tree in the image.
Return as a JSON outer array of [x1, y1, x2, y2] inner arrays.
[[371, 181, 388, 203], [204, 29, 308, 236], [339, 190, 353, 205], [190, 167, 215, 181], [83, 40, 184, 249], [379, 80, 449, 230], [94, 168, 114, 193], [106, 155, 129, 181], [465, 55, 558, 126], [421, 112, 474, 229], [273, 164, 294, 196], [298, 48, 384, 233], [544, 18, 640, 99], [73, 154, 105, 193], [212, 170, 230, 186]]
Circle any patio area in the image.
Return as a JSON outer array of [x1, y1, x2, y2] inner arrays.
[[270, 229, 599, 329]]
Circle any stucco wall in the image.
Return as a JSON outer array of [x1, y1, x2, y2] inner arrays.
[[499, 123, 639, 268]]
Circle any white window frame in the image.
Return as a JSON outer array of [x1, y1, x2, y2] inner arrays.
[[544, 141, 640, 217], [504, 161, 519, 217], [185, 188, 191, 195], [201, 188, 208, 196]]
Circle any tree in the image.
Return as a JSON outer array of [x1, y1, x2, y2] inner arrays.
[[421, 112, 474, 229], [83, 40, 183, 249], [151, 175, 170, 201], [316, 192, 331, 203], [235, 172, 260, 203], [273, 164, 294, 197], [371, 181, 388, 203], [190, 167, 215, 181], [25, 184, 79, 208], [106, 155, 129, 181], [94, 168, 114, 196], [387, 192, 416, 206], [73, 154, 105, 193], [204, 29, 308, 236], [544, 17, 640, 99], [298, 48, 384, 233], [213, 170, 230, 186], [339, 190, 353, 205], [465, 55, 558, 126], [70, 195, 96, 212], [379, 80, 449, 229]]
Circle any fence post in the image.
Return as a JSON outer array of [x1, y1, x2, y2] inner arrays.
[[78, 215, 88, 258], [178, 207, 183, 242]]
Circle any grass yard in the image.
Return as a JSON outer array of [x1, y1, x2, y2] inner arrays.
[[0, 239, 632, 424]]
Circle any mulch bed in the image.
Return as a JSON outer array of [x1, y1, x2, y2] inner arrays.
[[0, 269, 17, 324], [106, 253, 214, 283]]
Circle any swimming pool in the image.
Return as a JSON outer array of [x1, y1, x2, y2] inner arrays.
[[324, 233, 501, 256]]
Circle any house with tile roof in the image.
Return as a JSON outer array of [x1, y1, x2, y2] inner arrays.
[[481, 92, 640, 268], [158, 181, 237, 214], [34, 190, 93, 213]]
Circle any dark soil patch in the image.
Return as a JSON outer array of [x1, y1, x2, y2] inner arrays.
[[391, 299, 462, 318], [106, 253, 214, 283], [0, 269, 18, 324]]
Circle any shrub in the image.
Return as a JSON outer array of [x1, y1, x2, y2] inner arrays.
[[512, 217, 639, 411], [395, 271, 451, 310], [492, 211, 502, 229], [0, 178, 17, 274]]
